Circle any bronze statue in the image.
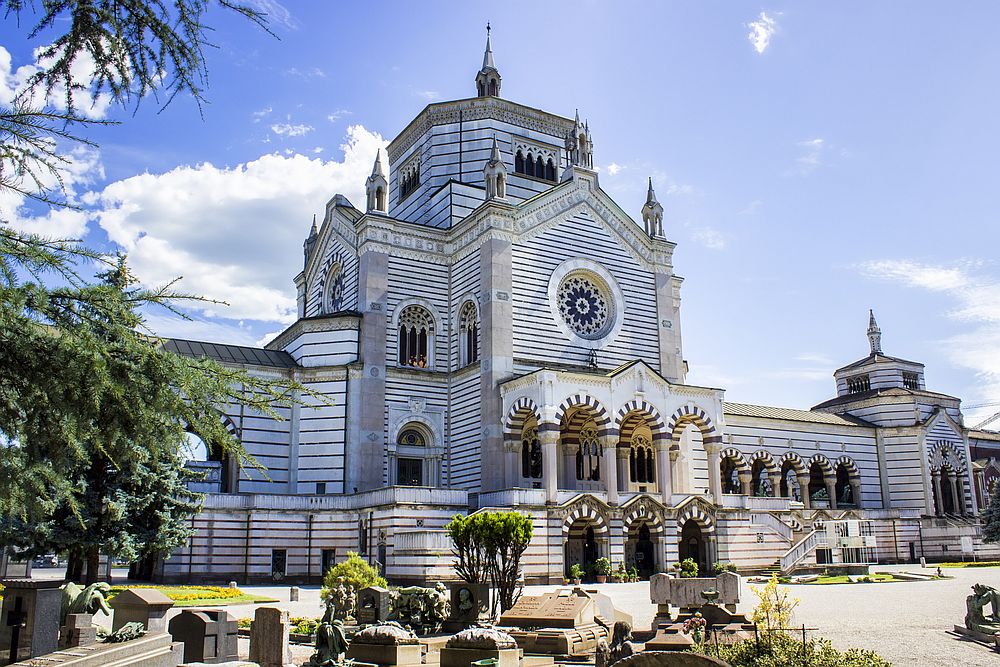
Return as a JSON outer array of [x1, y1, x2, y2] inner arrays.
[[308, 601, 349, 666], [60, 582, 112, 625], [965, 583, 1000, 636]]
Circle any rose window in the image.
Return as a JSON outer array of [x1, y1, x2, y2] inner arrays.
[[557, 273, 611, 338]]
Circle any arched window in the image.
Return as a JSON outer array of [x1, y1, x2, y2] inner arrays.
[[536, 155, 544, 177], [397, 305, 434, 368], [397, 428, 426, 447], [400, 163, 421, 201], [525, 153, 535, 177], [521, 420, 542, 479], [496, 173, 505, 198], [575, 420, 601, 481], [488, 79, 497, 96], [459, 301, 479, 367], [515, 150, 525, 173], [628, 432, 656, 484], [545, 158, 556, 181]]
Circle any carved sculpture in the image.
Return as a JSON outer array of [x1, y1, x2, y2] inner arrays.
[[60, 582, 112, 625], [965, 583, 1000, 636], [608, 621, 635, 664], [352, 621, 419, 645], [307, 602, 349, 667], [104, 622, 146, 643], [445, 627, 517, 650], [326, 576, 357, 622], [388, 583, 450, 634]]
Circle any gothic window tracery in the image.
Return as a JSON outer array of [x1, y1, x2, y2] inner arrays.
[[575, 420, 602, 481], [459, 301, 479, 366], [846, 374, 871, 393], [397, 305, 434, 368], [557, 273, 611, 339], [323, 262, 344, 313], [397, 428, 426, 447], [399, 159, 421, 201], [521, 424, 542, 479], [629, 433, 656, 484], [513, 141, 557, 183]]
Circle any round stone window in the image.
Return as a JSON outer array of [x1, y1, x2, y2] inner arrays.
[[556, 273, 612, 339]]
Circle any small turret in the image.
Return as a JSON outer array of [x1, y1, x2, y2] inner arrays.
[[366, 151, 387, 213], [565, 110, 594, 169], [476, 24, 502, 97], [868, 309, 882, 355], [641, 177, 664, 238], [303, 213, 319, 265], [483, 135, 507, 200]]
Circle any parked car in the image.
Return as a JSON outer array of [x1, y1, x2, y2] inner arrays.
[[32, 554, 59, 568]]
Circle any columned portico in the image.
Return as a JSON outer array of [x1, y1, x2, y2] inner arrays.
[[540, 429, 559, 504], [657, 445, 673, 502], [706, 445, 722, 504], [602, 436, 619, 505]]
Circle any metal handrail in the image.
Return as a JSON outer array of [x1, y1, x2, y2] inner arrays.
[[779, 528, 819, 572]]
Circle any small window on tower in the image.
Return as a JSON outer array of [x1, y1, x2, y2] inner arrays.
[[902, 372, 919, 390], [846, 374, 871, 394]]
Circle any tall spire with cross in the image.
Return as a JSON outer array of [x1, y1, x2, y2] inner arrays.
[[476, 23, 502, 97], [867, 309, 882, 355]]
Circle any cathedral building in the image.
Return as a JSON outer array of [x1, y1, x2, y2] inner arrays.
[[163, 33, 1000, 584]]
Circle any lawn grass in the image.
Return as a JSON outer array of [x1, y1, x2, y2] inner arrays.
[[108, 585, 278, 607], [170, 592, 279, 607], [937, 561, 1000, 568], [797, 573, 898, 585]]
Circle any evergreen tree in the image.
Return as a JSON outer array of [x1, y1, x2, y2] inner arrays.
[[984, 481, 1000, 543]]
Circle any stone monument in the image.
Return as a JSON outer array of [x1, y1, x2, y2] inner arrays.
[[955, 582, 1000, 644], [109, 588, 174, 633], [498, 587, 610, 655], [346, 621, 422, 667], [440, 627, 520, 667], [0, 578, 63, 663], [249, 606, 293, 667], [446, 582, 491, 629], [611, 651, 732, 667], [167, 608, 238, 664], [358, 586, 392, 625], [388, 583, 450, 634], [649, 572, 740, 627]]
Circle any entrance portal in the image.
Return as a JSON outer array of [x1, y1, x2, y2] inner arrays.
[[626, 522, 657, 579], [679, 519, 708, 575], [565, 521, 601, 578]]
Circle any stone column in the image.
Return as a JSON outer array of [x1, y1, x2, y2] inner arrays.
[[932, 471, 943, 516], [948, 472, 961, 515], [706, 446, 722, 504], [768, 471, 782, 498], [850, 480, 862, 508], [797, 473, 811, 509], [540, 430, 559, 504], [617, 447, 630, 493], [657, 445, 673, 503], [739, 471, 752, 496], [602, 438, 618, 506], [825, 480, 838, 510]]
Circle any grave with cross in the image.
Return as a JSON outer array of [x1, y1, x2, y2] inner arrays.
[[0, 578, 62, 664]]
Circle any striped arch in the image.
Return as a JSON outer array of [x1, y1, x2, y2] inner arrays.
[[503, 397, 541, 443], [556, 394, 613, 446], [928, 440, 967, 473], [808, 453, 835, 476], [779, 452, 806, 475], [622, 501, 665, 537], [749, 450, 779, 474], [834, 455, 861, 480], [615, 400, 668, 444], [555, 394, 611, 428], [676, 503, 715, 533], [220, 412, 240, 438], [561, 502, 610, 536], [665, 403, 722, 446], [718, 447, 750, 474]]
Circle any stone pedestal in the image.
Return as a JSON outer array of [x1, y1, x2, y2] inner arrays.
[[347, 623, 422, 667], [357, 586, 391, 625], [440, 628, 520, 667], [60, 613, 97, 648], [0, 578, 62, 663], [498, 588, 609, 655], [649, 572, 740, 626], [249, 607, 292, 667], [167, 608, 238, 664], [109, 588, 174, 633]]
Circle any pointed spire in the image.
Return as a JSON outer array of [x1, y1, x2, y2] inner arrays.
[[310, 213, 318, 236], [867, 309, 882, 355], [370, 150, 384, 178], [646, 177, 658, 205], [489, 134, 501, 163], [483, 22, 495, 70]]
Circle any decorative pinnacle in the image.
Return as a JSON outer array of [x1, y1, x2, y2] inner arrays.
[[370, 151, 384, 178], [489, 134, 501, 163], [646, 177, 658, 205], [310, 213, 317, 235], [867, 309, 882, 355], [482, 23, 496, 70]]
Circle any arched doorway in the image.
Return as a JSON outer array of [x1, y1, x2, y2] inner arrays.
[[626, 521, 658, 579], [720, 457, 741, 494], [940, 467, 956, 514], [835, 464, 855, 507], [679, 519, 707, 574], [751, 458, 771, 496], [565, 519, 602, 578], [809, 462, 829, 507]]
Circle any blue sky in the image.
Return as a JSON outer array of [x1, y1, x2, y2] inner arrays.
[[2, 2, 1000, 421]]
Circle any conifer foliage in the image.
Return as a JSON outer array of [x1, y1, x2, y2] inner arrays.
[[984, 482, 1000, 544]]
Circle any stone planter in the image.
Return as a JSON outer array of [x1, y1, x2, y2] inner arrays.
[[596, 575, 607, 584]]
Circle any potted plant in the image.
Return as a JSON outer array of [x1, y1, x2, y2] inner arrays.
[[677, 557, 699, 578], [594, 557, 612, 584], [627, 566, 639, 582], [614, 563, 628, 583], [569, 563, 584, 585]]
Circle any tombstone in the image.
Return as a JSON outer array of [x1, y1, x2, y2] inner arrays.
[[109, 588, 174, 633], [249, 606, 293, 667], [289, 586, 300, 602], [167, 608, 238, 664], [346, 622, 422, 667], [440, 627, 520, 667], [649, 572, 740, 627], [60, 612, 97, 647], [498, 588, 609, 655], [447, 582, 491, 628], [612, 651, 731, 667], [357, 586, 391, 625], [0, 578, 62, 664]]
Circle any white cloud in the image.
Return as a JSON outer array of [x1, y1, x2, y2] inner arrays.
[[271, 122, 313, 137], [415, 90, 440, 101], [747, 12, 778, 54], [691, 226, 726, 250], [796, 138, 824, 172], [327, 109, 352, 123], [91, 124, 387, 324], [859, 258, 1000, 421], [607, 163, 623, 176], [252, 106, 272, 122], [245, 0, 298, 30]]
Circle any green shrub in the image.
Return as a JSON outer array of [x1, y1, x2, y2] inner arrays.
[[322, 552, 386, 594], [594, 557, 612, 576], [569, 563, 584, 580], [677, 558, 698, 578], [700, 631, 890, 666], [712, 561, 738, 575]]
